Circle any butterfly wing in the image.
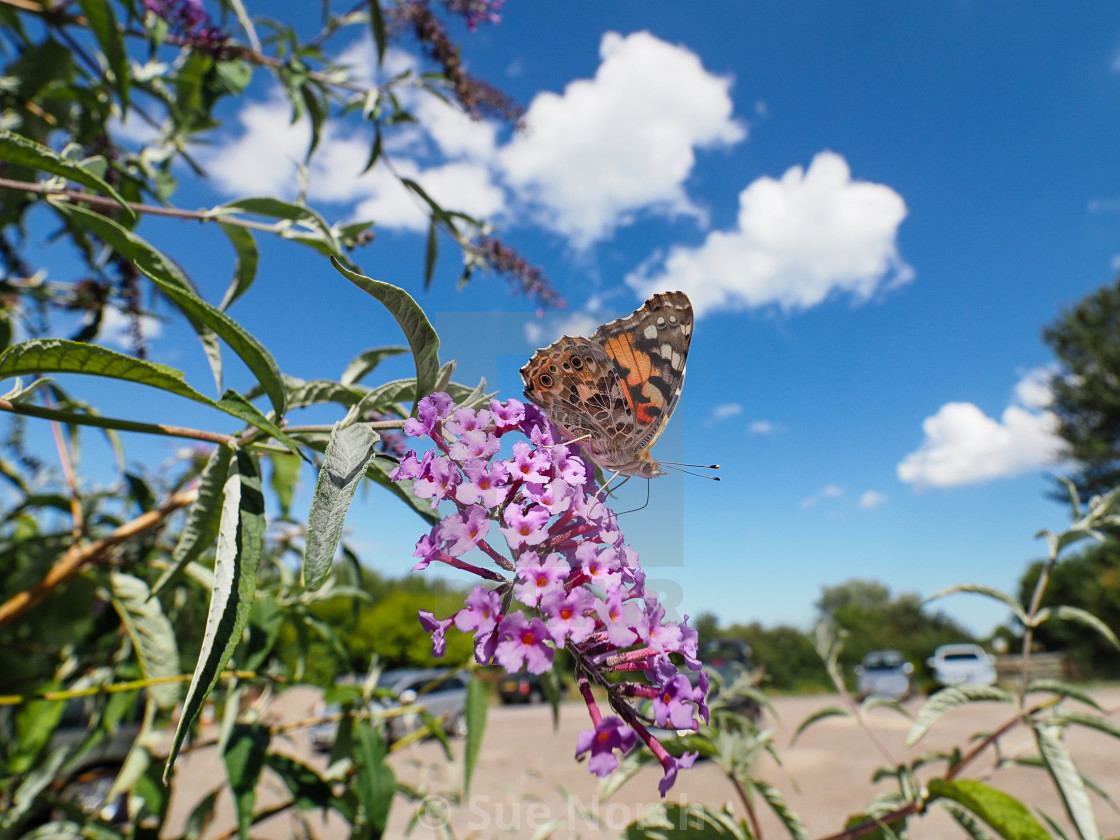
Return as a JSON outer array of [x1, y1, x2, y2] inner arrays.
[[520, 335, 640, 463], [592, 291, 693, 455]]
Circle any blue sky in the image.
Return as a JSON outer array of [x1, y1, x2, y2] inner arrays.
[[19, 3, 1120, 637]]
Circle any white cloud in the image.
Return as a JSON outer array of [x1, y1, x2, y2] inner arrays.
[[499, 31, 745, 248], [800, 484, 843, 508], [858, 490, 888, 510], [627, 151, 911, 317], [97, 306, 162, 349], [524, 312, 601, 348], [897, 367, 1063, 489], [748, 419, 783, 435], [707, 403, 743, 424]]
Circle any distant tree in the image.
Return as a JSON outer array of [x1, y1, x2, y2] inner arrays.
[[692, 611, 721, 648], [815, 579, 977, 684], [1043, 275, 1120, 499], [1017, 541, 1120, 680]]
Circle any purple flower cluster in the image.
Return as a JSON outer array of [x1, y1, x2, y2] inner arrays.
[[391, 393, 706, 796], [442, 0, 505, 31], [144, 0, 226, 49]]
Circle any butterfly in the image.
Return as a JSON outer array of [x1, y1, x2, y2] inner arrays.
[[520, 291, 694, 479]]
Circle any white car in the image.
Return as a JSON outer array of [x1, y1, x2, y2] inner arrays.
[[855, 650, 913, 701], [926, 644, 997, 688]]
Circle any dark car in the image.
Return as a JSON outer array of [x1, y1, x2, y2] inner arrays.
[[309, 668, 470, 751], [497, 671, 567, 704], [699, 638, 763, 726]]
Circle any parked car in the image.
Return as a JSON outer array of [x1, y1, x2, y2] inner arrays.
[[926, 644, 997, 689], [309, 668, 470, 751], [497, 671, 567, 704], [696, 638, 763, 726], [854, 650, 913, 701]]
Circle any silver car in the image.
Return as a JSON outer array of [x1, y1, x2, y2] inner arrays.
[[855, 650, 913, 701], [926, 644, 997, 689], [309, 668, 470, 751]]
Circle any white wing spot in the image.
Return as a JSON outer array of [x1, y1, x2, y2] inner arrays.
[[644, 324, 658, 340]]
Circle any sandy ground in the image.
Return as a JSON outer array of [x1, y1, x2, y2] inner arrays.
[[162, 685, 1120, 839]]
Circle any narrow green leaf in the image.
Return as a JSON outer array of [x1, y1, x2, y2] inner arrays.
[[424, 216, 438, 290], [181, 790, 220, 840], [0, 130, 133, 220], [214, 388, 301, 456], [217, 222, 260, 311], [164, 449, 264, 782], [1026, 680, 1104, 711], [75, 0, 128, 108], [623, 803, 748, 839], [223, 722, 270, 840], [369, 0, 387, 64], [332, 259, 441, 413], [304, 422, 380, 591], [790, 705, 851, 745], [755, 779, 810, 840], [264, 753, 335, 812], [927, 779, 1050, 840], [924, 584, 1028, 626], [110, 572, 181, 710], [212, 197, 339, 253], [463, 677, 487, 796], [1055, 710, 1120, 741], [285, 377, 364, 410], [50, 204, 287, 416], [400, 177, 450, 224], [341, 346, 407, 387], [354, 718, 395, 835], [0, 339, 210, 402], [152, 445, 232, 598], [268, 450, 302, 519], [907, 686, 1014, 746], [1036, 723, 1101, 840], [1046, 606, 1120, 649]]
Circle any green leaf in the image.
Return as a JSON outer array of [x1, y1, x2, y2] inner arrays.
[[0, 339, 211, 402], [217, 222, 260, 311], [368, 0, 387, 64], [1036, 723, 1101, 840], [907, 685, 1014, 746], [109, 572, 181, 710], [223, 722, 270, 840], [1025, 680, 1104, 711], [463, 676, 487, 796], [212, 197, 340, 254], [0, 130, 134, 220], [354, 718, 396, 835], [424, 216, 438, 290], [790, 705, 851, 745], [284, 377, 363, 410], [164, 449, 264, 782], [265, 753, 335, 812], [1038, 606, 1120, 649], [623, 803, 748, 839], [214, 388, 302, 456], [924, 584, 1028, 626], [152, 445, 232, 598], [268, 450, 302, 519], [332, 259, 441, 414], [181, 789, 220, 840], [755, 779, 810, 840], [340, 346, 408, 387], [49, 204, 287, 416], [304, 422, 380, 591], [927, 779, 1050, 840], [75, 0, 128, 108], [1054, 710, 1120, 741]]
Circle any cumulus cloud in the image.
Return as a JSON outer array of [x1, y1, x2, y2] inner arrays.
[[705, 403, 743, 425], [97, 306, 162, 349], [897, 367, 1063, 489], [858, 490, 888, 510], [524, 312, 602, 348], [499, 31, 745, 247], [628, 151, 911, 317]]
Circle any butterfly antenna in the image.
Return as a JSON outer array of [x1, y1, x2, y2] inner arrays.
[[662, 462, 721, 481], [615, 480, 651, 516]]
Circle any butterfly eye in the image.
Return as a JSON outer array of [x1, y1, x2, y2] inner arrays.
[[538, 373, 554, 388]]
